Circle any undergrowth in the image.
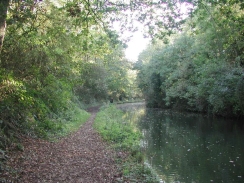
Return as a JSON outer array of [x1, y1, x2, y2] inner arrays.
[[0, 102, 90, 181], [45, 104, 91, 140], [94, 105, 159, 183]]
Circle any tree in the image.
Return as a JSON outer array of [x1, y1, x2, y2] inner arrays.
[[135, 0, 244, 117], [0, 0, 10, 51], [0, 0, 196, 52]]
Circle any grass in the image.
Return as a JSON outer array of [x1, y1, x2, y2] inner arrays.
[[24, 102, 91, 140], [46, 104, 91, 140], [93, 104, 159, 183]]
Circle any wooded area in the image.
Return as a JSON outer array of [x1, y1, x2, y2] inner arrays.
[[0, 1, 145, 179], [136, 0, 244, 118], [0, 0, 243, 180], [0, 0, 142, 151]]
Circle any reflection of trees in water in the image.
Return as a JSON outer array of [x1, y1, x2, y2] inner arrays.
[[121, 104, 244, 183]]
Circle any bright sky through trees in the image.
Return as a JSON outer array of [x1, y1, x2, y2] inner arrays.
[[125, 31, 150, 62], [50, 0, 191, 62], [123, 2, 192, 62]]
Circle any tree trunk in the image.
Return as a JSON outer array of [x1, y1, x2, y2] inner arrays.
[[0, 0, 10, 51]]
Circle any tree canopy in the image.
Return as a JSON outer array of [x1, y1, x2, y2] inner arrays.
[[135, 0, 244, 117], [0, 0, 142, 152]]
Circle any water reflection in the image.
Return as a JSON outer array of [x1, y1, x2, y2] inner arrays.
[[118, 103, 244, 183]]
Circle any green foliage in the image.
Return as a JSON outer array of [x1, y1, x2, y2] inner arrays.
[[94, 105, 141, 149], [45, 104, 91, 139], [136, 1, 244, 118], [93, 105, 158, 182], [2, 0, 243, 180], [0, 69, 90, 139], [0, 0, 133, 155], [74, 43, 140, 104], [0, 6, 144, 178], [75, 62, 109, 104], [1, 0, 224, 180]]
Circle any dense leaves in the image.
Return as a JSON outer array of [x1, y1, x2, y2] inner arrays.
[[0, 0, 137, 155], [136, 0, 244, 118]]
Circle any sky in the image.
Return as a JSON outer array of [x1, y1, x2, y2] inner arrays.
[[125, 32, 150, 62], [122, 2, 192, 62], [112, 21, 150, 62], [51, 0, 190, 62]]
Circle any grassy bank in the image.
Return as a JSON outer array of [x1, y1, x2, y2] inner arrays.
[[46, 104, 91, 140], [93, 105, 159, 183]]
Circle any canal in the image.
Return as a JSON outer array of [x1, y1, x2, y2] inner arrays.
[[117, 103, 244, 183]]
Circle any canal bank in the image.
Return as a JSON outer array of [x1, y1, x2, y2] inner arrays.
[[118, 103, 244, 183]]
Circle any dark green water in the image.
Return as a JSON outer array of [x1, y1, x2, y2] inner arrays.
[[118, 103, 244, 183]]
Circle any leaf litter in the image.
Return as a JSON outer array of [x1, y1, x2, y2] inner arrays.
[[2, 107, 123, 183]]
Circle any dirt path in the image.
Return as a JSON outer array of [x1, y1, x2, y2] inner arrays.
[[5, 107, 120, 183]]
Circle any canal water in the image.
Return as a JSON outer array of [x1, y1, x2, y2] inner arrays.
[[117, 103, 244, 183]]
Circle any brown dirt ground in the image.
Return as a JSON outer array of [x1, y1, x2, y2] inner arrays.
[[3, 107, 123, 183]]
